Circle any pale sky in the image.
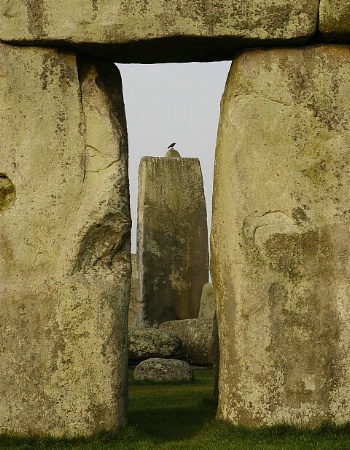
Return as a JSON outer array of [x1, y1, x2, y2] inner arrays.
[[117, 61, 232, 251]]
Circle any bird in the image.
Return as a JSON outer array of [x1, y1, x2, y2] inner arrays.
[[167, 142, 176, 149]]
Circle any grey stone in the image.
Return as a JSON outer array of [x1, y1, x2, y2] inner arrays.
[[137, 153, 209, 327], [128, 328, 182, 361], [160, 319, 214, 365], [134, 358, 193, 382]]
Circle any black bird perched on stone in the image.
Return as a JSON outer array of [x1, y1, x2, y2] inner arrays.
[[167, 142, 176, 149]]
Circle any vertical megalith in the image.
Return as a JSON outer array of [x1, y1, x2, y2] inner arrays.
[[0, 43, 130, 436], [199, 283, 215, 320], [137, 151, 209, 327], [128, 253, 138, 327], [212, 45, 350, 427]]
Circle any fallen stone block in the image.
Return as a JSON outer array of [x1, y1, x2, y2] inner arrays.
[[160, 318, 214, 365], [134, 358, 193, 382], [128, 327, 182, 361]]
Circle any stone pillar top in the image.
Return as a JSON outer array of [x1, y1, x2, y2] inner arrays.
[[165, 149, 181, 158]]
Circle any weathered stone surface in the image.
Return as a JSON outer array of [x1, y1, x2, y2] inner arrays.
[[0, 42, 130, 436], [212, 45, 350, 427], [0, 1, 319, 62], [210, 313, 220, 401], [160, 319, 214, 365], [198, 283, 215, 320], [128, 254, 138, 327], [128, 327, 181, 361], [137, 153, 209, 327], [319, 0, 350, 39], [134, 358, 193, 382]]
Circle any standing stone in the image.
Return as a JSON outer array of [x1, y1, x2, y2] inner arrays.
[[0, 43, 130, 436], [137, 151, 209, 327], [128, 254, 138, 327], [198, 283, 216, 320], [212, 45, 350, 427]]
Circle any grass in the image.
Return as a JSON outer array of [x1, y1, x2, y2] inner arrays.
[[1, 368, 350, 449]]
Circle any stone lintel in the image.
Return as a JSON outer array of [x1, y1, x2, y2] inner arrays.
[[0, 1, 319, 62]]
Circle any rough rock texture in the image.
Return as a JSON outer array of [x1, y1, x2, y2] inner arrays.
[[160, 319, 214, 365], [128, 254, 138, 327], [0, 1, 319, 62], [319, 0, 350, 39], [0, 42, 130, 436], [212, 45, 350, 427], [137, 153, 209, 327], [211, 314, 220, 401], [134, 358, 193, 382], [128, 327, 181, 361], [198, 283, 215, 320]]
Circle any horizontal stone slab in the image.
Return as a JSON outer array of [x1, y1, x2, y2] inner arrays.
[[319, 0, 350, 40], [0, 1, 319, 62]]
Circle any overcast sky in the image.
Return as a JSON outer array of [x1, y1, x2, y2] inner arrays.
[[117, 61, 231, 251]]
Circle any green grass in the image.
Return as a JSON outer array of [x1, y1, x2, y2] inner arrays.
[[1, 368, 350, 449]]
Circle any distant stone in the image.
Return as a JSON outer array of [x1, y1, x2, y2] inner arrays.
[[128, 254, 138, 327], [128, 328, 182, 361], [198, 283, 215, 320], [137, 155, 209, 327], [160, 319, 214, 365], [134, 358, 193, 382], [210, 314, 220, 401]]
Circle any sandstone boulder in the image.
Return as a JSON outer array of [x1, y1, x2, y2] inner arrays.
[[212, 44, 350, 427], [0, 42, 130, 436], [134, 358, 193, 382], [0, 1, 319, 62], [160, 319, 214, 365], [128, 328, 181, 361]]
